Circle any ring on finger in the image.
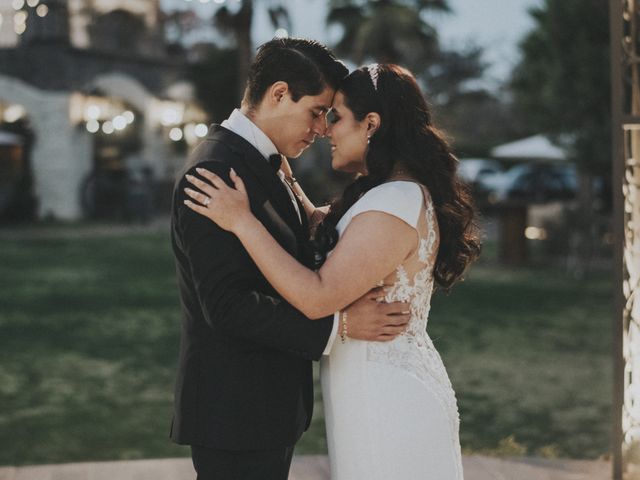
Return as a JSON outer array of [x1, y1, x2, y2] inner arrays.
[[203, 196, 211, 206]]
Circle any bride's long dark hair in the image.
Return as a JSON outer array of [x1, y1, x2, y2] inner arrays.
[[315, 64, 480, 290]]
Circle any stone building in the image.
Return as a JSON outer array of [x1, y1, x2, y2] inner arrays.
[[0, 0, 207, 221]]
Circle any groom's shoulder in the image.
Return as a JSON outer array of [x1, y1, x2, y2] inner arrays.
[[191, 127, 238, 161], [180, 128, 241, 176]]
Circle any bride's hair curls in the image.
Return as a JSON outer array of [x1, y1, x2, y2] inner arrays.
[[315, 64, 481, 290]]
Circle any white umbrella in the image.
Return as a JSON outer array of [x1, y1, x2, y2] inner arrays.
[[491, 135, 566, 161]]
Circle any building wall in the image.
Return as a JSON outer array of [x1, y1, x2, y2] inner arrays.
[[0, 72, 189, 221], [0, 74, 92, 220]]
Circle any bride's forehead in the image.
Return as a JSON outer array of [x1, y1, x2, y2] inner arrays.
[[331, 91, 346, 108]]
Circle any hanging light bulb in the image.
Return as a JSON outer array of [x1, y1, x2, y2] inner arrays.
[[123, 111, 135, 124], [194, 123, 208, 138], [86, 120, 100, 133], [14, 10, 28, 24], [4, 104, 26, 123], [113, 115, 127, 131], [36, 4, 48, 17], [170, 127, 184, 142], [102, 121, 115, 134]]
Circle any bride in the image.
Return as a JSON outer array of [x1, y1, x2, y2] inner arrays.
[[184, 64, 480, 479]]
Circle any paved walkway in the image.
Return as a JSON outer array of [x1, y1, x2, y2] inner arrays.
[[0, 455, 610, 480]]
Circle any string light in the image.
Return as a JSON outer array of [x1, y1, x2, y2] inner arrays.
[[123, 111, 135, 124], [160, 107, 181, 126], [14, 10, 27, 24], [86, 120, 99, 133], [169, 127, 184, 142], [112, 115, 127, 130], [194, 123, 208, 138], [86, 105, 101, 120], [4, 104, 26, 123], [101, 121, 115, 135], [36, 4, 48, 17]]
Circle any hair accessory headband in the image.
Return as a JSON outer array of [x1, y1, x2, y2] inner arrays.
[[367, 63, 380, 91]]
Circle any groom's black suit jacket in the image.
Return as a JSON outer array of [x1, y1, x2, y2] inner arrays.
[[170, 125, 334, 451]]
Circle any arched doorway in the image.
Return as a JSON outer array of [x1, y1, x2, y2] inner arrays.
[[76, 94, 152, 221], [0, 101, 36, 222]]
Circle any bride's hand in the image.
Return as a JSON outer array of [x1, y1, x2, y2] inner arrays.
[[183, 167, 251, 233]]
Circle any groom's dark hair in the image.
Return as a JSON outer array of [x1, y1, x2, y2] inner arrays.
[[243, 38, 348, 108]]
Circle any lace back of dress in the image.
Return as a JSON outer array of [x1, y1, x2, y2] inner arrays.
[[380, 184, 439, 339]]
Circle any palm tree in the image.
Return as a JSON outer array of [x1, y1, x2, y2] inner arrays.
[[327, 0, 450, 72], [214, 0, 291, 101]]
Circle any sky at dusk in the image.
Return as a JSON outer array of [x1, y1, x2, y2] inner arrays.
[[162, 0, 545, 87], [436, 0, 544, 85]]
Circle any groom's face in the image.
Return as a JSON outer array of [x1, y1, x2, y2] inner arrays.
[[265, 85, 335, 158]]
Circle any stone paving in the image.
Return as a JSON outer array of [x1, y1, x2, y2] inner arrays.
[[0, 455, 610, 480]]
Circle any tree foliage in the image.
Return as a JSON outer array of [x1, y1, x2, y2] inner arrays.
[[327, 0, 449, 72], [189, 45, 240, 123], [511, 0, 610, 176], [214, 0, 291, 101]]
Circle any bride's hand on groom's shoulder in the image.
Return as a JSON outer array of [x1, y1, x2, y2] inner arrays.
[[343, 287, 411, 342], [183, 167, 252, 233]]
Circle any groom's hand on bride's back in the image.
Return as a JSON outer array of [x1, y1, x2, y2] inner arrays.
[[344, 287, 411, 342]]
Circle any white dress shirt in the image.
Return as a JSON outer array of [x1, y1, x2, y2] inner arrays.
[[222, 109, 301, 222], [221, 109, 338, 355]]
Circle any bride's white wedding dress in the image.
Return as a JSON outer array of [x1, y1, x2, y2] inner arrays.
[[321, 181, 464, 480]]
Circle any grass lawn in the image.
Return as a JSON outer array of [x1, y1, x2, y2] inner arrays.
[[0, 227, 612, 465]]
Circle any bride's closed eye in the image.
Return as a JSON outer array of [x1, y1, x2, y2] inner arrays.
[[327, 110, 340, 124]]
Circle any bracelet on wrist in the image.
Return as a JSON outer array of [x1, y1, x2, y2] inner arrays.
[[340, 311, 348, 343]]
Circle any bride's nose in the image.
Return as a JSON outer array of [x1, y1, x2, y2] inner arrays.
[[326, 124, 333, 138]]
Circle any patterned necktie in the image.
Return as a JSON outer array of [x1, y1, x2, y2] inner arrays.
[[268, 153, 282, 172]]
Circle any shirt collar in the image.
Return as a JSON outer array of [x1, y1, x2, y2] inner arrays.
[[221, 109, 279, 161]]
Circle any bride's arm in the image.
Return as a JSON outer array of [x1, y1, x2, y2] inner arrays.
[[234, 211, 415, 318], [184, 169, 416, 319]]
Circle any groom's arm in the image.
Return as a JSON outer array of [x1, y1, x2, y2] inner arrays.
[[176, 162, 333, 361]]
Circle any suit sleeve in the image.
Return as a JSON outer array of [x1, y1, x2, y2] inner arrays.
[[176, 161, 334, 361]]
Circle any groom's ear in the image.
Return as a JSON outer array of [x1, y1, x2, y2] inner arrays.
[[267, 81, 290, 106]]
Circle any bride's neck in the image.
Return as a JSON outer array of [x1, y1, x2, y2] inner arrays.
[[388, 166, 414, 182]]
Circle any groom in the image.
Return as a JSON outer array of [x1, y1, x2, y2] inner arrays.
[[170, 38, 409, 480]]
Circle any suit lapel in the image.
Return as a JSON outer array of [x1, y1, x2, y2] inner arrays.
[[209, 125, 304, 235], [293, 191, 309, 241]]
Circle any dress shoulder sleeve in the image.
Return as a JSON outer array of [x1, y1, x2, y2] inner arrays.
[[349, 181, 425, 229]]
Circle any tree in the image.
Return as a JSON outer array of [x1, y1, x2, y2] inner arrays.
[[189, 45, 240, 123], [213, 0, 255, 102], [511, 0, 610, 179], [327, 1, 497, 155], [511, 0, 611, 269], [214, 0, 291, 101], [327, 0, 449, 73]]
